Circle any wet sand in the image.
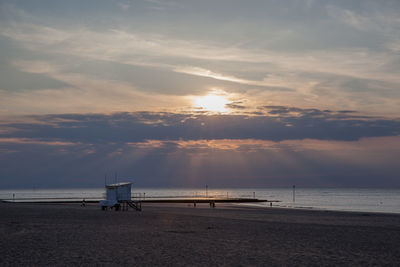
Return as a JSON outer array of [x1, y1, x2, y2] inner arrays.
[[1, 202, 400, 266]]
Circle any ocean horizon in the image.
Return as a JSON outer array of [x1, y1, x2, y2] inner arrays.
[[1, 187, 400, 214]]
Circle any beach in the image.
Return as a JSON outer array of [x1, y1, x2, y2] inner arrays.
[[1, 202, 400, 266]]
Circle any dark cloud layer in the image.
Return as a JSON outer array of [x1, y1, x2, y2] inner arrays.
[[1, 107, 399, 143]]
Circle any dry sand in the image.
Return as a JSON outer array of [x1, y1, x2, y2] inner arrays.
[[1, 202, 400, 266]]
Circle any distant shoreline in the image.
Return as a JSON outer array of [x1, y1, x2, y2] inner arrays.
[[2, 187, 400, 214], [3, 198, 400, 216]]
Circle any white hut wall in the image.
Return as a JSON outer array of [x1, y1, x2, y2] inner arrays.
[[116, 185, 131, 201], [106, 187, 118, 202]]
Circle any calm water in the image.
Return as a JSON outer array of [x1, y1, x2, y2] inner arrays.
[[1, 188, 399, 214]]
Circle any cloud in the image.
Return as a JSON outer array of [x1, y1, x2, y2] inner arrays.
[[174, 66, 254, 84], [0, 137, 78, 146], [144, 0, 184, 11], [7, 57, 400, 117], [1, 60, 194, 115], [1, 108, 399, 144], [2, 16, 399, 84], [173, 66, 302, 91], [326, 4, 400, 33], [226, 103, 246, 110], [11, 60, 58, 74], [1, 4, 400, 116], [326, 6, 373, 31], [117, 2, 130, 11]]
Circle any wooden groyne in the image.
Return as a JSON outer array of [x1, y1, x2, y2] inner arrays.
[[1, 197, 280, 204], [139, 198, 282, 205]]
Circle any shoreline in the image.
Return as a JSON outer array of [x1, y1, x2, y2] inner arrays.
[[4, 199, 400, 216], [236, 202, 400, 216]]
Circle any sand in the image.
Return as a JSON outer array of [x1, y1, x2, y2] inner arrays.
[[1, 202, 400, 266]]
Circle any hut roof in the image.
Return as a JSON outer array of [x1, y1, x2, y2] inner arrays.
[[106, 182, 132, 188]]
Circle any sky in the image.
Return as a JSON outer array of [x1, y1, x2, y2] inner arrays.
[[0, 0, 399, 188]]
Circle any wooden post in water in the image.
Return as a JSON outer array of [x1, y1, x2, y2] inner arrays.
[[206, 185, 208, 198], [293, 185, 296, 202]]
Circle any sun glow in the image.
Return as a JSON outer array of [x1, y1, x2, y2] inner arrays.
[[193, 93, 229, 112]]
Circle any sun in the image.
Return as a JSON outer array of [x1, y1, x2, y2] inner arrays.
[[193, 93, 229, 112]]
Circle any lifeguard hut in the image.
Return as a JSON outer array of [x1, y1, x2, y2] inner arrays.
[[99, 182, 141, 211]]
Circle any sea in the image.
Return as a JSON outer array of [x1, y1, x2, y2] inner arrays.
[[1, 187, 400, 214]]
